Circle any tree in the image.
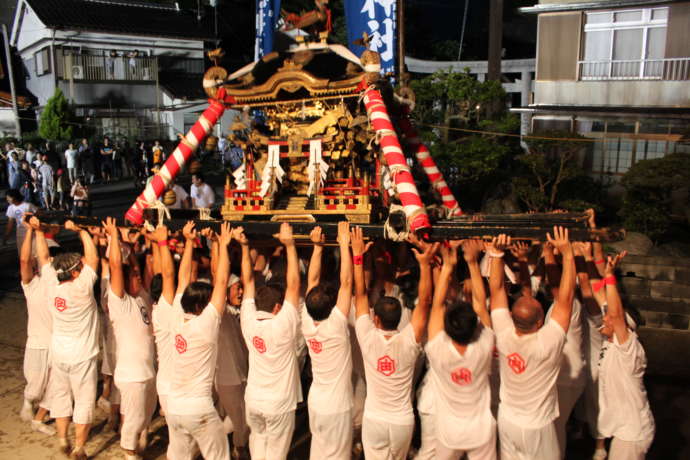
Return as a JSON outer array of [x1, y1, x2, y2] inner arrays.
[[38, 88, 74, 141], [512, 131, 588, 211], [619, 153, 690, 241]]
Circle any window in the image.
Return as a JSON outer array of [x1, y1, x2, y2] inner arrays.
[[581, 7, 668, 79], [34, 47, 51, 76]]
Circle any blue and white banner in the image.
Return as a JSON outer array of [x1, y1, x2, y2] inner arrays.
[[345, 0, 397, 75], [255, 0, 281, 61]]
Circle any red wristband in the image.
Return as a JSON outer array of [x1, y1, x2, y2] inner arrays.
[[595, 259, 605, 265], [604, 275, 617, 286], [353, 255, 363, 265], [157, 240, 168, 247]]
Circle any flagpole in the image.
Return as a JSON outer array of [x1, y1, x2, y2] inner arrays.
[[397, 0, 405, 83]]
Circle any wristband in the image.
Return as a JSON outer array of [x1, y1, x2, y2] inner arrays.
[[595, 259, 605, 265], [487, 249, 504, 258], [593, 276, 616, 292], [604, 275, 617, 286], [353, 255, 364, 265], [157, 240, 168, 247]]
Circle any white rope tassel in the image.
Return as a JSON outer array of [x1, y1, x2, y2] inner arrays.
[[233, 163, 247, 190], [147, 200, 171, 232], [198, 208, 211, 220], [260, 144, 284, 198], [383, 204, 410, 242], [307, 140, 328, 196]]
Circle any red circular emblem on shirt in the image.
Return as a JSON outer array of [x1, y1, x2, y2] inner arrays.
[[307, 338, 322, 354], [451, 367, 472, 385], [54, 297, 67, 312], [377, 355, 396, 376], [507, 352, 526, 375], [252, 336, 266, 354], [175, 334, 187, 354]]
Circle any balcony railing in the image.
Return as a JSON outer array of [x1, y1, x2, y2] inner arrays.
[[56, 54, 158, 82], [578, 58, 690, 81]]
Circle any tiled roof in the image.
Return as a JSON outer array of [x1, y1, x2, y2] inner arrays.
[[26, 0, 221, 40]]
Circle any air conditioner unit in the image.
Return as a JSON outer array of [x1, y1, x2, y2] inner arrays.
[[71, 65, 84, 79]]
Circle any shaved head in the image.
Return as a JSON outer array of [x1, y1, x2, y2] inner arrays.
[[512, 296, 544, 333]]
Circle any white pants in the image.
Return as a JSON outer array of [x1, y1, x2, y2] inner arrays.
[[435, 428, 497, 460], [498, 413, 559, 460], [117, 379, 157, 450], [361, 416, 414, 460], [555, 381, 584, 459], [159, 393, 169, 415], [308, 409, 352, 460], [609, 437, 652, 460], [217, 383, 249, 448], [352, 371, 366, 429], [167, 411, 230, 460], [49, 358, 98, 424], [414, 410, 435, 460], [246, 408, 295, 460], [23, 347, 51, 407]]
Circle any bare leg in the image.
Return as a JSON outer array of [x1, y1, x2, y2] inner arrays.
[[56, 417, 71, 454], [33, 407, 49, 422], [74, 423, 91, 449]]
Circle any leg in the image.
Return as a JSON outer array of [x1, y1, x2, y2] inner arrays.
[[362, 417, 391, 460], [264, 410, 295, 460], [22, 348, 50, 421], [388, 422, 414, 460], [117, 380, 150, 454], [167, 413, 196, 460], [435, 442, 463, 460], [467, 428, 498, 460], [217, 383, 249, 449], [190, 411, 231, 460], [48, 362, 74, 453], [309, 410, 352, 460], [246, 408, 268, 460], [70, 359, 98, 453], [415, 410, 436, 460], [609, 437, 651, 460]]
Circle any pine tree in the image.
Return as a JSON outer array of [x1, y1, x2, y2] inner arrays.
[[38, 87, 74, 141]]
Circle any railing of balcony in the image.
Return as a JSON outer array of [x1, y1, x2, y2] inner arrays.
[[578, 58, 690, 81], [56, 54, 158, 82]]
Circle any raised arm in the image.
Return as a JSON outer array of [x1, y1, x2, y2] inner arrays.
[[587, 209, 607, 277], [428, 241, 459, 340], [545, 226, 576, 332], [335, 221, 353, 317], [542, 242, 562, 299], [573, 242, 602, 317], [307, 226, 324, 294], [66, 219, 99, 271], [103, 217, 124, 298], [277, 223, 300, 308], [176, 221, 197, 295], [488, 234, 511, 312], [150, 225, 175, 305], [463, 239, 490, 328], [604, 251, 629, 344], [510, 241, 533, 298], [351, 226, 372, 318], [235, 227, 255, 300], [19, 223, 34, 285], [210, 223, 232, 316], [410, 241, 440, 343], [30, 217, 50, 269]]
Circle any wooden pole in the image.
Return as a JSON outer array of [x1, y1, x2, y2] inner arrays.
[[487, 0, 503, 82], [397, 0, 405, 84]]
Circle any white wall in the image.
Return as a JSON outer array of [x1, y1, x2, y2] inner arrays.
[[535, 80, 690, 107]]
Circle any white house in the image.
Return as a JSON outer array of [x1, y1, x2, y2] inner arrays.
[[9, 0, 238, 141]]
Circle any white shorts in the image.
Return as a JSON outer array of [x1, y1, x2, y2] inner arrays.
[[609, 437, 652, 460], [23, 347, 51, 406], [498, 413, 558, 460], [216, 383, 249, 448], [309, 409, 352, 460], [167, 410, 229, 460], [246, 408, 295, 460], [414, 410, 435, 460], [158, 393, 169, 415], [48, 358, 98, 424], [117, 379, 157, 450], [435, 428, 497, 460], [362, 416, 414, 460]]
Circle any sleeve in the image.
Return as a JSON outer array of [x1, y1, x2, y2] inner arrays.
[[240, 297, 257, 324], [612, 331, 646, 376], [190, 186, 198, 200], [200, 303, 222, 339], [21, 276, 39, 297], [274, 300, 299, 342], [424, 331, 443, 356], [401, 323, 422, 357], [491, 308, 514, 334], [5, 206, 12, 219], [178, 187, 189, 200], [539, 319, 567, 356], [76, 264, 99, 288], [355, 314, 374, 348]]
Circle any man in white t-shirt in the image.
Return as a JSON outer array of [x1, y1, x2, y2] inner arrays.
[[352, 227, 436, 460], [301, 223, 353, 460], [240, 223, 301, 460], [104, 217, 157, 460], [597, 252, 655, 460], [65, 143, 79, 183], [425, 239, 497, 460], [191, 173, 215, 209], [45, 220, 100, 460], [3, 188, 37, 251], [18, 220, 56, 435], [488, 229, 576, 460], [166, 222, 233, 460]]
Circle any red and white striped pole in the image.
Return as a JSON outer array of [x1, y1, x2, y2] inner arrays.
[[125, 88, 231, 224], [362, 86, 431, 232], [398, 115, 462, 216]]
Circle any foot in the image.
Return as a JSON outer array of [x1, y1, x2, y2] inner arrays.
[[31, 420, 56, 436], [352, 441, 363, 460], [231, 446, 250, 460], [70, 447, 88, 460], [593, 448, 608, 460], [58, 437, 71, 456], [20, 400, 33, 422], [136, 429, 148, 453], [124, 452, 142, 460], [97, 396, 111, 413]]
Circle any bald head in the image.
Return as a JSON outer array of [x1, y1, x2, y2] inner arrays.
[[512, 296, 544, 333]]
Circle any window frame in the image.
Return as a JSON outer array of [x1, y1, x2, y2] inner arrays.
[[33, 47, 51, 76]]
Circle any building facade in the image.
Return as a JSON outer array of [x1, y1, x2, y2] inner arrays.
[[518, 0, 690, 178], [9, 0, 237, 141]]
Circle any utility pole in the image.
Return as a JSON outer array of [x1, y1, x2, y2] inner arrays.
[[2, 24, 22, 138], [487, 0, 503, 82]]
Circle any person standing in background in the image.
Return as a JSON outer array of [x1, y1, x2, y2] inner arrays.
[[65, 144, 79, 184]]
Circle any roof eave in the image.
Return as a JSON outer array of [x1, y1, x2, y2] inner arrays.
[[519, 0, 678, 14]]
